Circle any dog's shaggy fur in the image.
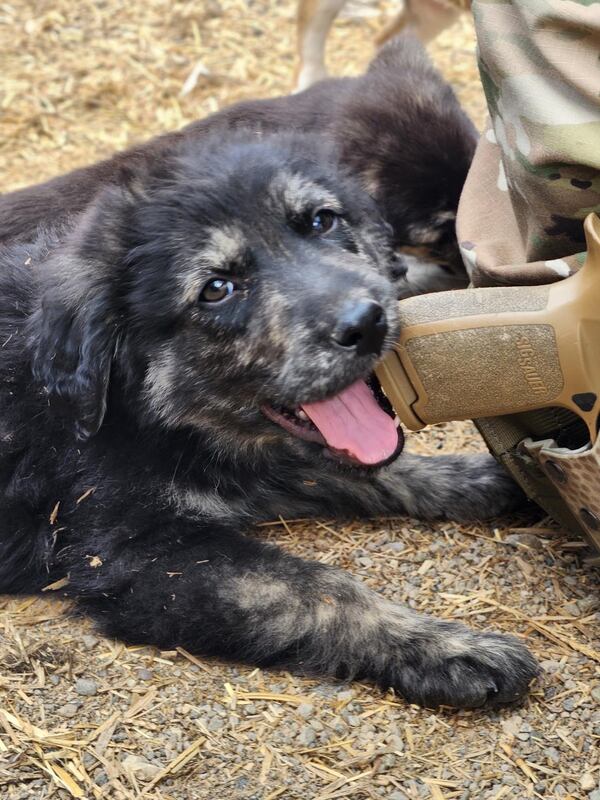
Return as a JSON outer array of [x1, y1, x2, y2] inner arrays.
[[0, 38, 538, 709]]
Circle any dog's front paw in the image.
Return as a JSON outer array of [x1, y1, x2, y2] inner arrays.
[[382, 453, 529, 522], [388, 624, 539, 709], [453, 454, 529, 521]]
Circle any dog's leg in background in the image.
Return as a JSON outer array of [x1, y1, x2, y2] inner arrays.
[[295, 0, 347, 91], [69, 520, 537, 709], [375, 0, 463, 47], [373, 5, 408, 47]]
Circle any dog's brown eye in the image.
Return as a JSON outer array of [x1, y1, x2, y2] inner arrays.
[[312, 209, 337, 235], [199, 278, 236, 303]]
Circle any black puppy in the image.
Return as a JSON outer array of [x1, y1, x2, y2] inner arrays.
[[1, 38, 473, 296], [0, 38, 537, 708]]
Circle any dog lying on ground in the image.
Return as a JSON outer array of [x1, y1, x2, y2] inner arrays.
[[296, 0, 471, 91], [0, 38, 537, 709]]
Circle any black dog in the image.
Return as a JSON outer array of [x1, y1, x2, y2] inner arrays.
[[0, 38, 537, 709]]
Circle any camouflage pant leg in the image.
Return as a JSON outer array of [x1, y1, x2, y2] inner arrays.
[[457, 0, 600, 287]]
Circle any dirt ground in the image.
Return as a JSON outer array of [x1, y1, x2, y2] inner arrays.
[[1, 1, 599, 799]]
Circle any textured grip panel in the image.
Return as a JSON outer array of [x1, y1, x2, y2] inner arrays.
[[397, 285, 550, 328], [406, 324, 564, 422], [527, 437, 600, 552]]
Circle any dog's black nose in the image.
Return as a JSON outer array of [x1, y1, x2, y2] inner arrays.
[[333, 300, 387, 356]]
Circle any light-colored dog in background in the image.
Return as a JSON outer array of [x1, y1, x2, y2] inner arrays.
[[295, 0, 471, 91]]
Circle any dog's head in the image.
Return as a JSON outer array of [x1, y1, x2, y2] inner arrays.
[[31, 134, 405, 468]]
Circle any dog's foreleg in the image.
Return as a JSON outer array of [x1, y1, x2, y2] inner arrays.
[[295, 0, 347, 91], [279, 453, 526, 523], [72, 525, 537, 708], [373, 453, 527, 522]]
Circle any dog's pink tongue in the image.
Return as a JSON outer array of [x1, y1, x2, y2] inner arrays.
[[301, 380, 398, 465]]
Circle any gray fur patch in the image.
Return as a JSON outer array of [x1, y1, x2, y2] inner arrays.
[[269, 171, 342, 216], [144, 343, 179, 422], [169, 488, 236, 520], [179, 226, 246, 305]]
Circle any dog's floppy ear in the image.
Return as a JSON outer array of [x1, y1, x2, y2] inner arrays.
[[30, 185, 135, 441], [31, 291, 119, 441]]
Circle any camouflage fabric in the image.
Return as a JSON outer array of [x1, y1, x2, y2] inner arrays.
[[457, 0, 600, 287]]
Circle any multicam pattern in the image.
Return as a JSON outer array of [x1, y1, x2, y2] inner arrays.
[[525, 437, 600, 551], [457, 0, 600, 286]]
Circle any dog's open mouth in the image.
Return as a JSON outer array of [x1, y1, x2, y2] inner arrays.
[[261, 376, 404, 467]]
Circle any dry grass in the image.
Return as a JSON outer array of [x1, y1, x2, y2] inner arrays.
[[1, 1, 599, 799]]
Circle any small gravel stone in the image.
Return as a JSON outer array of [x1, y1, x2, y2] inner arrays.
[[540, 660, 562, 674], [387, 734, 404, 751], [93, 770, 108, 786], [591, 685, 600, 704], [379, 754, 397, 771], [75, 678, 98, 696], [383, 541, 406, 552], [544, 747, 560, 764], [501, 715, 522, 737], [580, 774, 596, 792], [297, 703, 314, 719], [589, 790, 600, 800], [122, 755, 161, 781], [137, 668, 153, 680], [58, 703, 79, 718], [297, 725, 316, 746]]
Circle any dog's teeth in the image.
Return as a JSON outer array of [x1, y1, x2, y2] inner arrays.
[[394, 416, 401, 428], [297, 410, 309, 421]]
